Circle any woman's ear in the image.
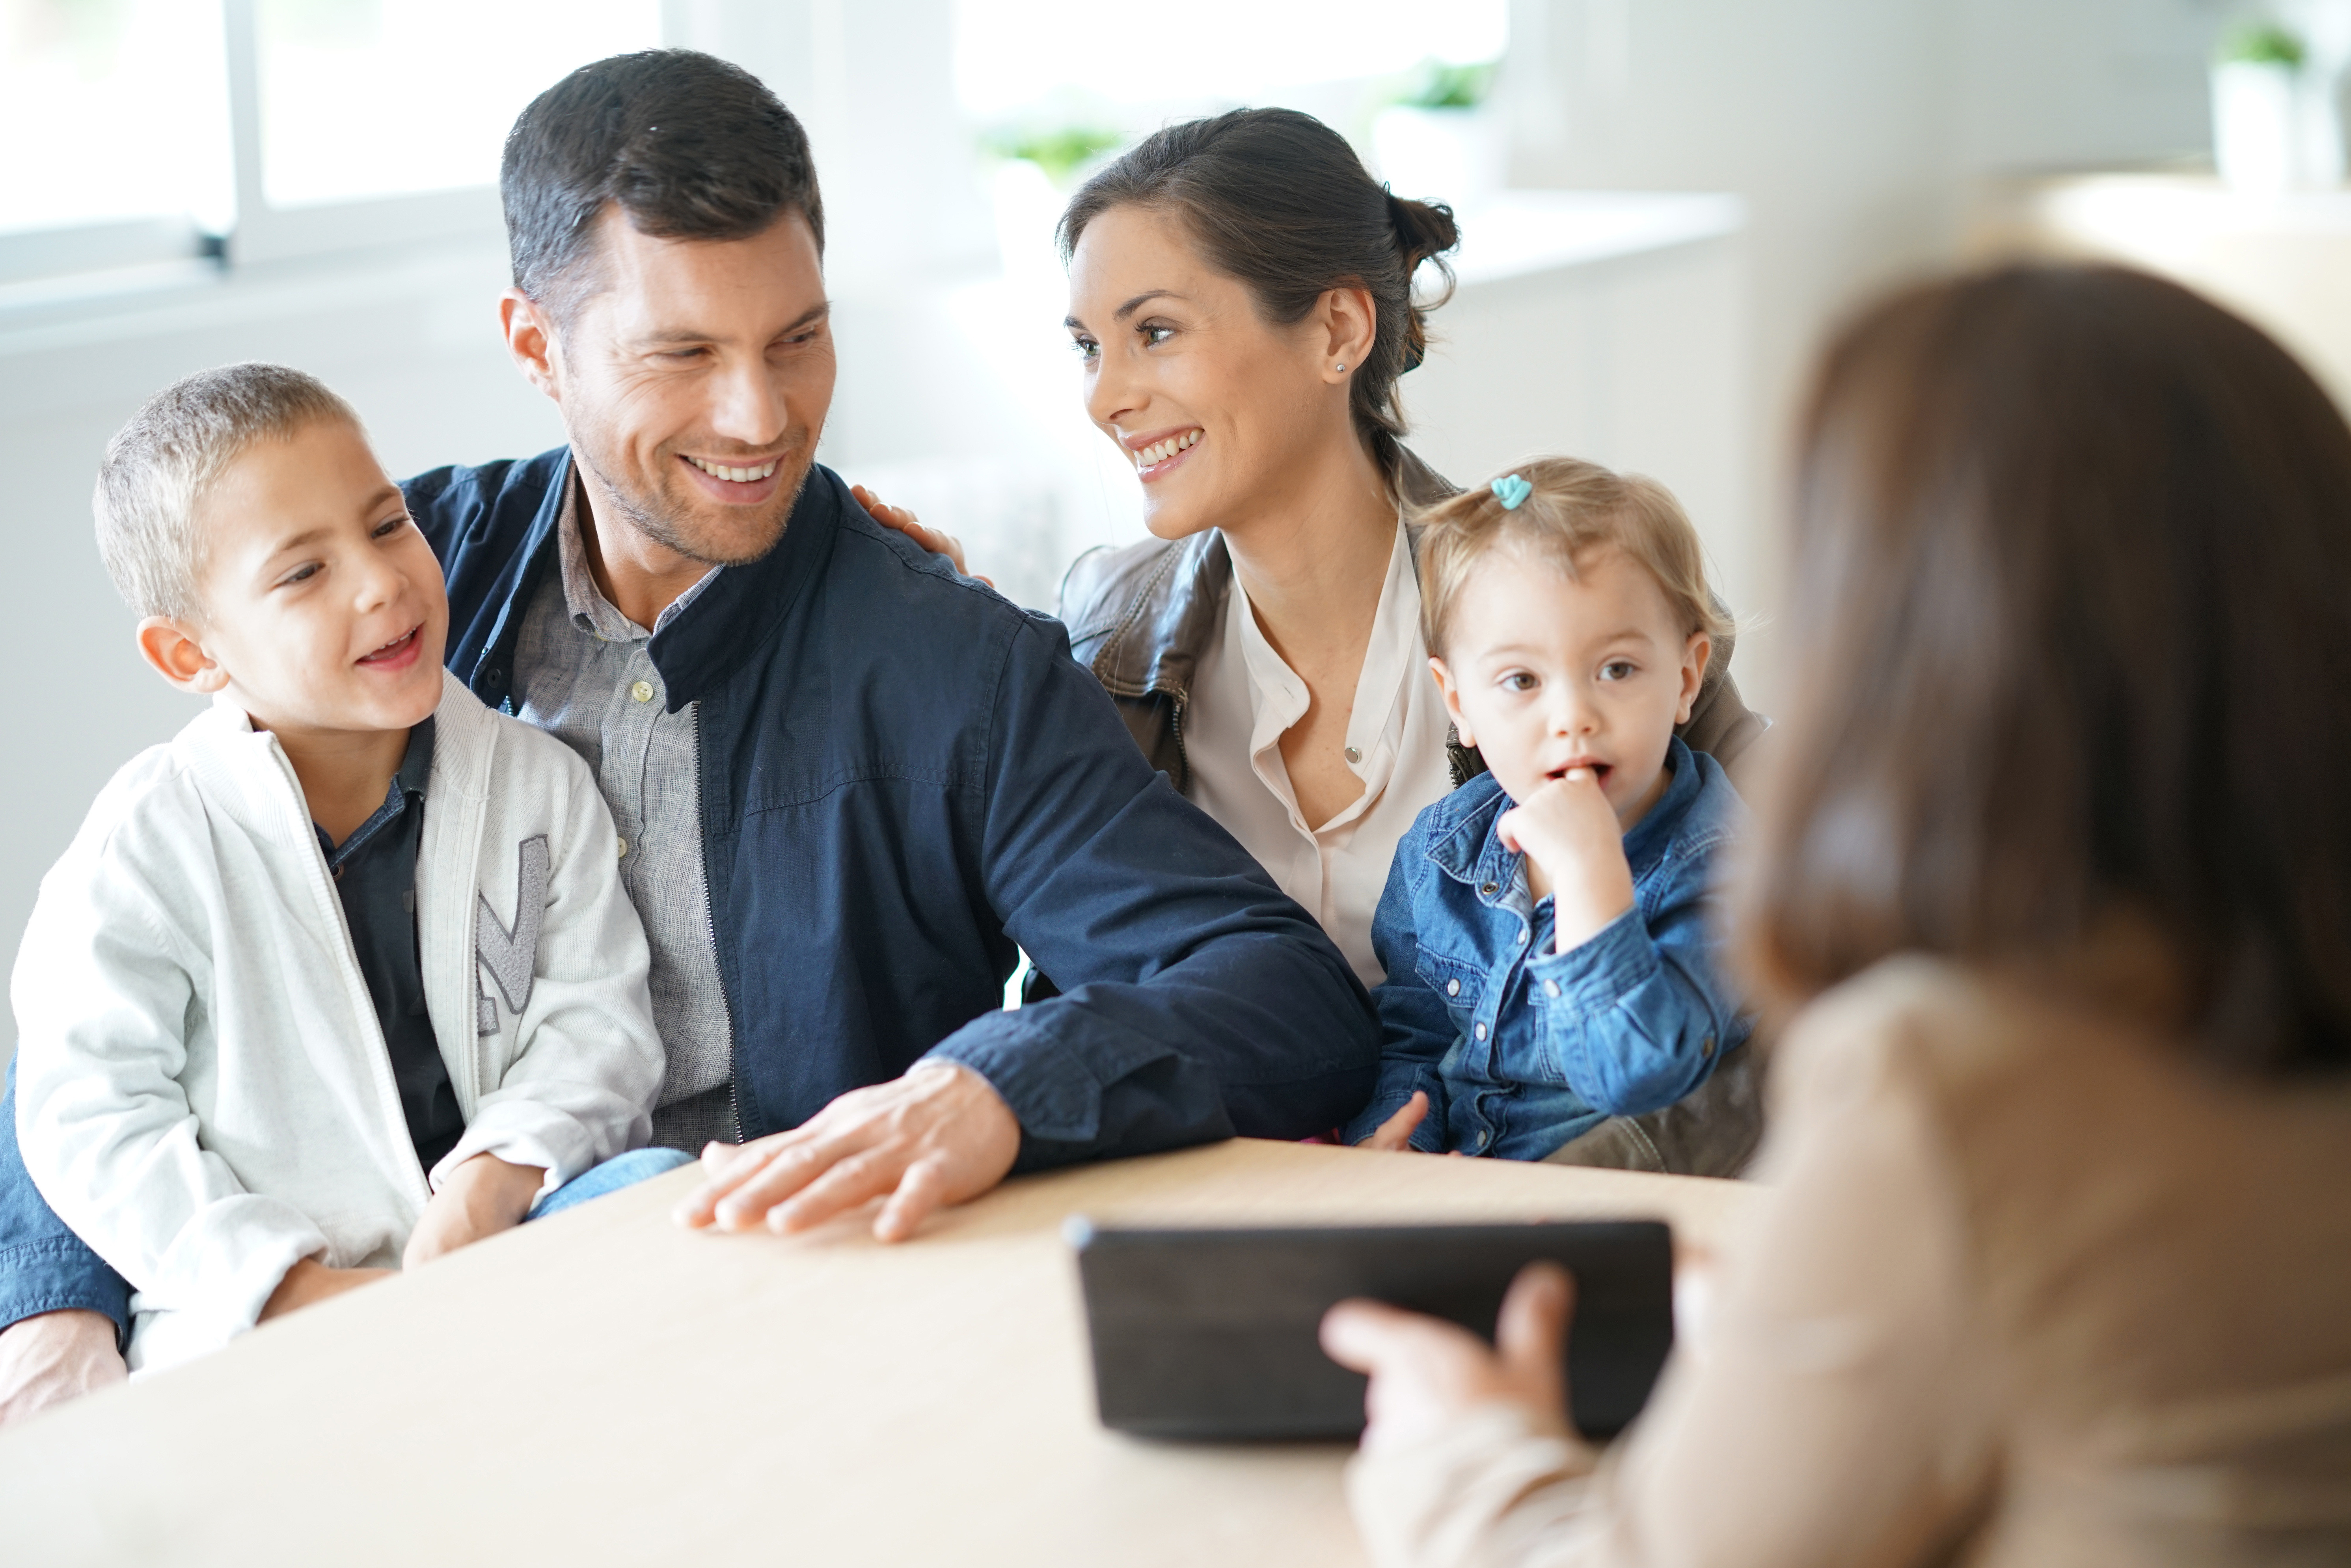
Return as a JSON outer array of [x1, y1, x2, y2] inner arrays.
[[1429, 655, 1474, 746], [1319, 285, 1379, 384], [1677, 632, 1713, 725], [136, 617, 229, 696]]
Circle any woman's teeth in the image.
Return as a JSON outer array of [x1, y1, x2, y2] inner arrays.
[[1135, 430, 1200, 469], [687, 455, 780, 483]]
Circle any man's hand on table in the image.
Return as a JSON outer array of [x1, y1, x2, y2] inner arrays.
[[404, 1152, 549, 1270], [674, 1061, 1021, 1243], [0, 1309, 126, 1427]]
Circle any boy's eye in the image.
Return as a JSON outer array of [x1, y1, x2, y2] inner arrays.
[[372, 515, 410, 539], [279, 563, 320, 587]]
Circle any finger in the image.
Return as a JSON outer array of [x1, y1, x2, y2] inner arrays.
[[1495, 809, 1523, 853], [1366, 1091, 1429, 1151], [708, 1132, 861, 1231], [674, 1131, 807, 1225], [872, 1155, 950, 1243], [1496, 1262, 1574, 1404], [767, 1145, 907, 1235], [1318, 1298, 1424, 1372], [976, 575, 996, 589]]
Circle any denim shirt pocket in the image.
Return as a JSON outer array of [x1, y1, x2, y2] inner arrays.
[[1412, 946, 1488, 1043]]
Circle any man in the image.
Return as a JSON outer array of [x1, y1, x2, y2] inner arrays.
[[0, 50, 1377, 1417]]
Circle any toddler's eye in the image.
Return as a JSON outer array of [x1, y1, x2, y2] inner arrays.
[[1600, 661, 1636, 681], [1501, 672, 1537, 693]]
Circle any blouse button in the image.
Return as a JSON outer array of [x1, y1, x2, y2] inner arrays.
[[1474, 1022, 1488, 1041], [1345, 745, 1362, 764], [1445, 978, 1461, 997]]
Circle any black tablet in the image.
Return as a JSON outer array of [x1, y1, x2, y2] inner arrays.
[[1067, 1218, 1675, 1442]]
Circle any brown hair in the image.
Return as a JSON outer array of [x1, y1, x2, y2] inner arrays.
[[1414, 456, 1733, 658], [1058, 108, 1459, 476], [502, 50, 822, 321], [1742, 264, 2351, 1074]]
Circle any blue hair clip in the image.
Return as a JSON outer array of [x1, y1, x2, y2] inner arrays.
[[1491, 473, 1532, 510]]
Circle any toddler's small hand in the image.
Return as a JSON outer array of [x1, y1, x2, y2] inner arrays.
[[1498, 770, 1636, 953], [1359, 1091, 1430, 1152]]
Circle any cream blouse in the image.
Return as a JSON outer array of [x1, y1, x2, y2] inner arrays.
[[1181, 521, 1457, 987]]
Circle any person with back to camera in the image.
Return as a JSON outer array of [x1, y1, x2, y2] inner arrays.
[[1344, 459, 1749, 1159], [1320, 264, 2351, 1565], [864, 107, 1769, 1174]]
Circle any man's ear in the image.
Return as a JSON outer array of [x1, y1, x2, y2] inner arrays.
[[1677, 632, 1713, 726], [1429, 655, 1474, 747], [136, 616, 230, 696], [500, 289, 562, 403]]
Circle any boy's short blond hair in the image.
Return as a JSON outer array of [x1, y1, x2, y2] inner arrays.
[[1415, 456, 1734, 657], [94, 363, 360, 621]]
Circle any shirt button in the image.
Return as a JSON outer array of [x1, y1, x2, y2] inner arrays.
[[1474, 1022, 1488, 1041], [1446, 978, 1461, 997], [616, 836, 630, 859], [631, 679, 655, 704], [1545, 979, 1562, 997], [1345, 746, 1362, 764]]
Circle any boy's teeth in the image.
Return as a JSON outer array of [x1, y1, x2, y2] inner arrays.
[[688, 456, 779, 483]]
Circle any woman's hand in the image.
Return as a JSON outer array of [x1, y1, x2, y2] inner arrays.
[[1321, 1261, 1578, 1454], [849, 485, 993, 587]]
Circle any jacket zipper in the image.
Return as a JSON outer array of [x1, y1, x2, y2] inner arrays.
[[691, 706, 747, 1146]]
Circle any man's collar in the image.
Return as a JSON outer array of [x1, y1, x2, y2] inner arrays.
[[555, 467, 723, 641]]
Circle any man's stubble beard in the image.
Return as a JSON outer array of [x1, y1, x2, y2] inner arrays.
[[574, 428, 820, 570]]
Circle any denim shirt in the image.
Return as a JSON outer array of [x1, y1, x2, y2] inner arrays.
[[1344, 738, 1751, 1159]]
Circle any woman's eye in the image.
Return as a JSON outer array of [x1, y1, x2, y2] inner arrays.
[[1069, 336, 1099, 359], [1140, 323, 1175, 347]]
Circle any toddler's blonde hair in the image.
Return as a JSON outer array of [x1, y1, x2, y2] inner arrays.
[[1416, 456, 1733, 657]]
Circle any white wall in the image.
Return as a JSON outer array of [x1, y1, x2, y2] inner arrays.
[[1502, 0, 2223, 695]]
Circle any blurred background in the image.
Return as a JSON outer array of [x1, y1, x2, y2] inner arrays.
[[5, 0, 2344, 1062]]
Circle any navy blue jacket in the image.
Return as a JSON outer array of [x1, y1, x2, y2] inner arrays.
[[0, 449, 1378, 1339]]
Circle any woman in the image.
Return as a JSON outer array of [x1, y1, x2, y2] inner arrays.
[[1321, 265, 2351, 1565], [872, 109, 1768, 1172]]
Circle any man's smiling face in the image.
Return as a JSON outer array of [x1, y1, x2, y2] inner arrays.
[[534, 207, 836, 568]]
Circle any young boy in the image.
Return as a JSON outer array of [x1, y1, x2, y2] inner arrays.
[[1347, 458, 1750, 1159], [11, 364, 675, 1373]]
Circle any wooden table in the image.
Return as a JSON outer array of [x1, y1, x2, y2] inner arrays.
[[0, 1139, 1757, 1567]]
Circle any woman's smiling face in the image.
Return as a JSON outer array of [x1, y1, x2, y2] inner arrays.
[[1065, 203, 1345, 541]]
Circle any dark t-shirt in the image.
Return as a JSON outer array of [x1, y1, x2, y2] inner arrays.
[[314, 719, 464, 1172]]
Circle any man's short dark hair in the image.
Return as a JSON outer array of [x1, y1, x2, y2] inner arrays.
[[501, 49, 823, 319]]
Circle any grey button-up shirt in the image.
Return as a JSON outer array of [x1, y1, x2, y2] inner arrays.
[[511, 478, 738, 1152]]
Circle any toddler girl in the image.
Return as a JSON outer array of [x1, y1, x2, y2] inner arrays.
[[1348, 458, 1749, 1158]]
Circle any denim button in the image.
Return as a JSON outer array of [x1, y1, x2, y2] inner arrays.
[[1474, 1022, 1488, 1041], [1544, 979, 1561, 997], [1702, 1035, 1715, 1057], [1445, 978, 1460, 997], [1476, 1130, 1490, 1150]]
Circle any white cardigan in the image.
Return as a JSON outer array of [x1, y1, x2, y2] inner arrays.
[[12, 672, 664, 1371]]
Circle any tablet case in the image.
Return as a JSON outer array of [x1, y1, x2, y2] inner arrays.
[[1069, 1218, 1675, 1441]]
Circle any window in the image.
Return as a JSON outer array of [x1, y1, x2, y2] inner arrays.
[[0, 0, 661, 285]]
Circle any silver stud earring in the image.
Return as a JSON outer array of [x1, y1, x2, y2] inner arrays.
[[1335, 361, 1347, 373]]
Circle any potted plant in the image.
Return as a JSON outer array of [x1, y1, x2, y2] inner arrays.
[[2213, 21, 2315, 190]]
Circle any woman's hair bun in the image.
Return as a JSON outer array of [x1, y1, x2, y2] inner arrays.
[[1386, 193, 1459, 371]]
